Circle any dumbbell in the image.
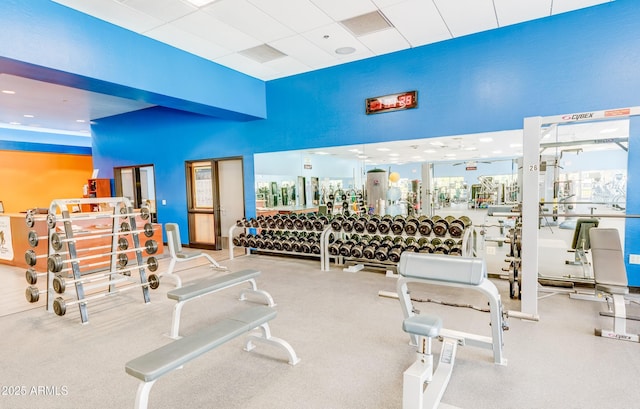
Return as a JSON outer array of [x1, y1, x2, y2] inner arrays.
[[331, 215, 344, 231], [390, 216, 405, 235], [432, 216, 449, 237], [387, 241, 406, 263], [59, 256, 158, 293], [341, 216, 354, 232], [374, 237, 395, 262], [353, 216, 367, 233], [24, 244, 104, 267], [313, 215, 329, 231], [328, 239, 344, 256], [46, 239, 157, 273], [27, 230, 48, 248], [404, 217, 419, 235], [417, 237, 435, 253], [404, 237, 419, 253], [293, 215, 306, 230], [42, 207, 151, 229], [448, 215, 472, 238], [49, 224, 155, 251], [52, 273, 160, 316], [25, 268, 46, 285], [350, 239, 367, 258], [284, 215, 295, 230], [418, 216, 434, 236], [25, 285, 49, 303], [47, 252, 130, 274], [366, 216, 380, 234], [378, 216, 393, 235]]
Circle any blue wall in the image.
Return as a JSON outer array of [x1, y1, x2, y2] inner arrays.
[[4, 1, 640, 283]]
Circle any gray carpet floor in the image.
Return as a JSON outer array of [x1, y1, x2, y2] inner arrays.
[[1, 246, 640, 409]]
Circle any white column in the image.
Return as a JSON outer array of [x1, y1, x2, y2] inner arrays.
[[521, 116, 542, 318]]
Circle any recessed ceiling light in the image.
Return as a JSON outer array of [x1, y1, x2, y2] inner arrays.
[[315, 151, 330, 155], [600, 128, 618, 134], [376, 148, 390, 151], [76, 119, 86, 123], [479, 137, 493, 143], [463, 147, 477, 151], [1, 90, 15, 94], [335, 46, 356, 55], [348, 149, 362, 153], [430, 141, 445, 146], [9, 121, 20, 125], [423, 149, 436, 153], [411, 156, 423, 160], [388, 153, 400, 157], [509, 143, 522, 148], [23, 114, 34, 118], [492, 150, 503, 154], [357, 155, 368, 159], [444, 153, 456, 157]]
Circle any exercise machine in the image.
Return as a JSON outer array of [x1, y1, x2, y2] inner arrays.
[[396, 253, 507, 409], [589, 228, 639, 342]]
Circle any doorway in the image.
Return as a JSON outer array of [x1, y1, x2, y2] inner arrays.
[[185, 158, 244, 250]]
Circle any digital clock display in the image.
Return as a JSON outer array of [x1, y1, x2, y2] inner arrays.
[[366, 91, 418, 115]]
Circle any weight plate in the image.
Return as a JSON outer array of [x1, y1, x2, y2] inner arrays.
[[117, 253, 128, 267], [25, 249, 38, 267], [118, 237, 129, 251], [148, 274, 160, 290], [145, 240, 158, 255], [140, 207, 150, 220], [143, 223, 154, 238], [46, 213, 57, 229], [25, 213, 35, 228], [53, 275, 65, 294], [120, 222, 130, 232], [52, 297, 66, 316], [25, 286, 40, 303], [47, 254, 64, 273], [50, 233, 63, 251], [25, 268, 38, 285], [147, 256, 158, 272], [27, 230, 39, 247]]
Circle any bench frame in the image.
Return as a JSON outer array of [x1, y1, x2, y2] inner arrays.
[[167, 270, 275, 339], [127, 306, 299, 409]]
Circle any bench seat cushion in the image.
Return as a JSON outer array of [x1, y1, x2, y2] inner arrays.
[[403, 315, 442, 338], [125, 306, 276, 382], [398, 253, 486, 285], [167, 270, 260, 302]]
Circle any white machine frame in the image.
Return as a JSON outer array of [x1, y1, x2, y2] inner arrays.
[[396, 253, 507, 409], [521, 106, 640, 319]]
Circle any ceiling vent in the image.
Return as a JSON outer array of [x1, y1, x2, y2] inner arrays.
[[340, 10, 393, 37], [239, 44, 287, 64]]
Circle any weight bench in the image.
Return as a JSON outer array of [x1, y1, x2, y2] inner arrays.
[[589, 228, 639, 342], [166, 269, 275, 339], [396, 252, 507, 409], [565, 218, 599, 278], [165, 223, 227, 287], [125, 306, 300, 409]]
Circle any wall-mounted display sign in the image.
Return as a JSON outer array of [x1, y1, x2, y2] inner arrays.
[[366, 90, 417, 115]]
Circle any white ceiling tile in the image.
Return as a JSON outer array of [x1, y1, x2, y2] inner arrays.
[[52, 0, 163, 33], [382, 0, 451, 47], [372, 0, 406, 8], [171, 11, 261, 52], [310, 0, 378, 21], [552, 0, 611, 14], [494, 0, 551, 27], [358, 28, 410, 55], [145, 24, 231, 60], [201, 0, 294, 43], [269, 36, 336, 68], [303, 23, 367, 56], [247, 0, 334, 33], [214, 53, 280, 80], [264, 57, 312, 76], [433, 0, 498, 38], [120, 0, 196, 22]]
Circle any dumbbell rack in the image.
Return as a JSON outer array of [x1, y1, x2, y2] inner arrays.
[[28, 197, 154, 323], [322, 215, 475, 273], [228, 221, 333, 269]]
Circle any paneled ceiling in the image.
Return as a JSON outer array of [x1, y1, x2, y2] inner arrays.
[[52, 0, 613, 81], [0, 0, 617, 160]]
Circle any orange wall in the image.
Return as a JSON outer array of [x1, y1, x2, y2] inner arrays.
[[0, 150, 94, 213]]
